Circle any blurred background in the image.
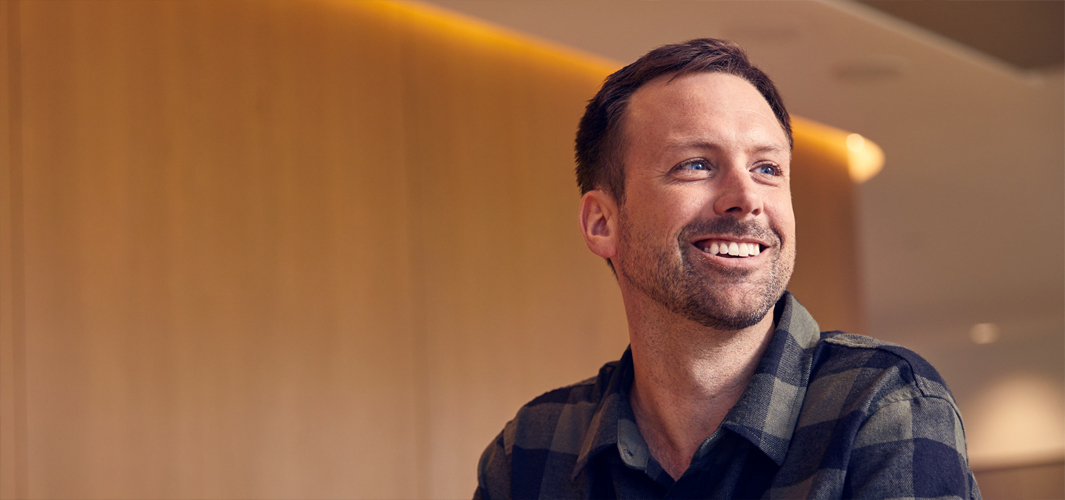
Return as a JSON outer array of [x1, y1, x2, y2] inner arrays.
[[0, 1, 1061, 499]]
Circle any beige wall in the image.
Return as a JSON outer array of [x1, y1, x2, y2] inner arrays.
[[0, 1, 861, 498]]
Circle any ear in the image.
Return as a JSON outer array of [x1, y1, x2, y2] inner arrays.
[[578, 189, 619, 260]]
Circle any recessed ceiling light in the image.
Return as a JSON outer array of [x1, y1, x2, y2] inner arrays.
[[969, 323, 1001, 344], [833, 54, 910, 84]]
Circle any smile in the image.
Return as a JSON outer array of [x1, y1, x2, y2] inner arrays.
[[695, 239, 762, 258]]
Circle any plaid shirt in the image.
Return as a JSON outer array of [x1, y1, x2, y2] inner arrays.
[[476, 292, 980, 499]]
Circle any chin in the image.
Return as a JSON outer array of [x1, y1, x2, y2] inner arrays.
[[657, 278, 775, 330]]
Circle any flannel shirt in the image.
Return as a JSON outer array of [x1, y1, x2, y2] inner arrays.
[[476, 292, 980, 499]]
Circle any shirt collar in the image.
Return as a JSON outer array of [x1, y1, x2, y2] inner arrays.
[[718, 291, 821, 465], [570, 347, 634, 481], [570, 291, 822, 479]]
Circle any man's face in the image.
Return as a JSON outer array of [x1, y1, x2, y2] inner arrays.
[[613, 71, 795, 330]]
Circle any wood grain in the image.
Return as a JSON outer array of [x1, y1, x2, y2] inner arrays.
[[0, 1, 861, 498]]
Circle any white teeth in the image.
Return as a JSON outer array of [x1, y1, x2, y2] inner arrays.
[[703, 241, 764, 257]]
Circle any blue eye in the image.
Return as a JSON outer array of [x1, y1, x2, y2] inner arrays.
[[679, 159, 709, 171], [755, 164, 780, 176]]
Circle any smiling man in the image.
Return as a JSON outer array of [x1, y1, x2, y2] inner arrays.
[[476, 39, 980, 500]]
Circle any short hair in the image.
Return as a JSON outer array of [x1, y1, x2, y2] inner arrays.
[[574, 38, 792, 203]]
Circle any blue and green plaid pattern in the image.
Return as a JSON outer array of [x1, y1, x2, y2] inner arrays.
[[476, 292, 980, 499]]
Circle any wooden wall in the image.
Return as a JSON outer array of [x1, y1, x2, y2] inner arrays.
[[0, 1, 860, 498]]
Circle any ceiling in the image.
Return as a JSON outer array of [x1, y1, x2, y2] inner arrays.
[[859, 0, 1064, 70], [420, 0, 1065, 449]]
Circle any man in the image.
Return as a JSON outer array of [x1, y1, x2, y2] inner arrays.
[[476, 39, 979, 500]]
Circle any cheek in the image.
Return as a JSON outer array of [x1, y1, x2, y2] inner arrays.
[[769, 189, 794, 219], [630, 187, 702, 229], [766, 196, 796, 241], [656, 184, 715, 221]]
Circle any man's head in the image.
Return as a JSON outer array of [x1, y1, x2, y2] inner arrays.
[[576, 39, 795, 331]]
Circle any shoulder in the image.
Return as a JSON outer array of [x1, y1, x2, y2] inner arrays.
[[794, 331, 965, 457], [804, 333, 978, 498], [810, 331, 956, 411], [477, 359, 621, 500], [503, 360, 617, 452]]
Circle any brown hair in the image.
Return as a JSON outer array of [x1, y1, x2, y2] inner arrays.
[[574, 38, 792, 203]]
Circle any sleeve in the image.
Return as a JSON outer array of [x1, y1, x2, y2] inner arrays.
[[845, 396, 982, 500], [474, 429, 511, 500]]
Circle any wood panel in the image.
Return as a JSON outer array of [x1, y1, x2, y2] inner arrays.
[[7, 1, 417, 498], [0, 1, 863, 498], [396, 6, 630, 497], [1, 1, 29, 498], [790, 119, 865, 334], [974, 459, 1065, 500]]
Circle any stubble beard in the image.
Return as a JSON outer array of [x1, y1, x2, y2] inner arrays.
[[616, 214, 794, 331]]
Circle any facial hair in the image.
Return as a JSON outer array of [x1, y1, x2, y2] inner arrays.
[[617, 215, 793, 331]]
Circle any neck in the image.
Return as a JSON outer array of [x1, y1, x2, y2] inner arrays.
[[625, 295, 776, 480]]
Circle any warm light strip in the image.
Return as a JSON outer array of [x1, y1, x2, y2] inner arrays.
[[792, 117, 885, 183], [351, 0, 621, 76], [349, 1, 884, 184]]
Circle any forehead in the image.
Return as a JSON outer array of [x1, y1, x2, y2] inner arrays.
[[622, 72, 788, 153]]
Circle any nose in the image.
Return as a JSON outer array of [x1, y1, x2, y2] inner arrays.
[[713, 166, 763, 218]]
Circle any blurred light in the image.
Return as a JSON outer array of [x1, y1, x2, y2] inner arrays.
[[791, 117, 885, 184], [969, 322, 1001, 344], [846, 133, 865, 152], [967, 374, 1065, 468], [845, 133, 884, 183]]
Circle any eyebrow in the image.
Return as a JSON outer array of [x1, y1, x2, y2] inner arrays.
[[664, 140, 789, 155], [751, 144, 789, 155]]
